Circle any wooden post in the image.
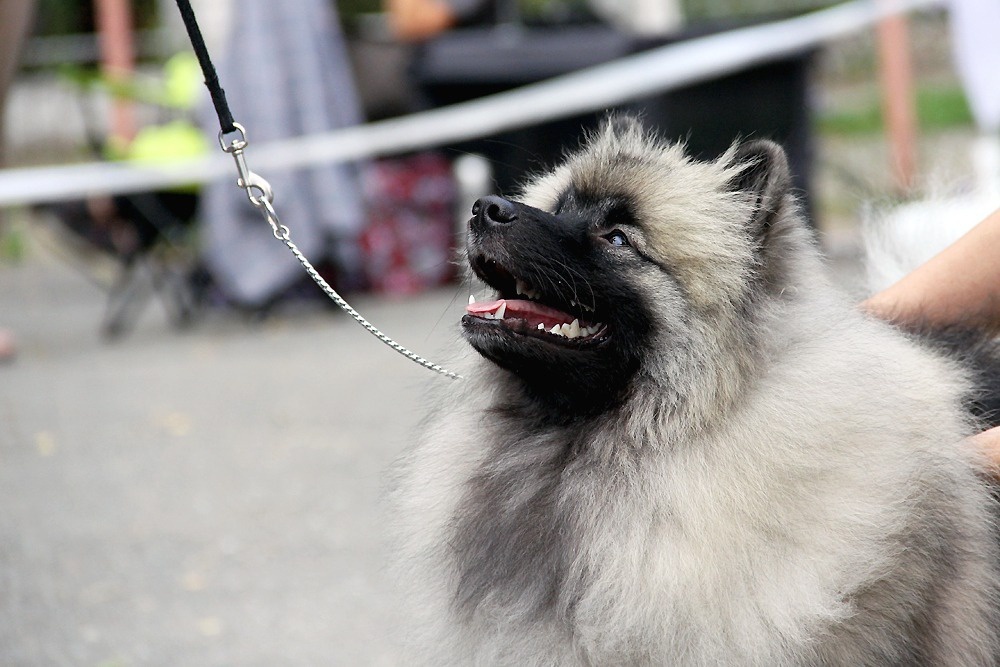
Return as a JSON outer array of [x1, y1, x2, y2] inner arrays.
[[876, 3, 918, 193], [94, 0, 137, 145]]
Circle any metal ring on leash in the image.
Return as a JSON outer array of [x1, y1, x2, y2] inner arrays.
[[178, 0, 462, 380], [215, 110, 461, 380]]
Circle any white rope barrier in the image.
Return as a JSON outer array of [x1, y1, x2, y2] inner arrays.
[[0, 0, 942, 208]]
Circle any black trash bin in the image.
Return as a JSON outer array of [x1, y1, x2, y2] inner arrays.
[[413, 21, 815, 218]]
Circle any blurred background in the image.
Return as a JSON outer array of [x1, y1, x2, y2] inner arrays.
[[0, 0, 996, 664]]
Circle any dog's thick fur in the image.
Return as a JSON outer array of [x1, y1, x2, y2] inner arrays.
[[392, 117, 1000, 665]]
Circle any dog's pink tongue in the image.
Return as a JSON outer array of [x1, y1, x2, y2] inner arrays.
[[466, 299, 506, 315], [466, 299, 575, 328]]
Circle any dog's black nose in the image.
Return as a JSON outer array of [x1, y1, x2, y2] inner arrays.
[[472, 196, 517, 227]]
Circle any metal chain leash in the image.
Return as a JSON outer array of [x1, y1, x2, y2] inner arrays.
[[219, 124, 463, 381]]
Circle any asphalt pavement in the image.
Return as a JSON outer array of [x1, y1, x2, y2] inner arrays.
[[0, 240, 477, 666]]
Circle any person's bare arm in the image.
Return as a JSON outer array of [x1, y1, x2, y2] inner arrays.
[[863, 208, 1000, 467], [967, 425, 1000, 471], [862, 208, 1000, 331], [385, 0, 457, 41]]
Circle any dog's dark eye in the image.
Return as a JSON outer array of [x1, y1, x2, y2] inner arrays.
[[603, 229, 630, 247]]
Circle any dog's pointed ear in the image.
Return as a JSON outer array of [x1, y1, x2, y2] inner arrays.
[[727, 139, 792, 237]]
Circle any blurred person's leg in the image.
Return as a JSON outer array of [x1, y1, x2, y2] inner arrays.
[[0, 0, 37, 167], [0, 0, 37, 361]]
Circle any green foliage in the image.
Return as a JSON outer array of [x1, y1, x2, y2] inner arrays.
[[682, 0, 839, 22], [0, 222, 25, 262], [916, 86, 975, 129], [336, 0, 382, 18], [35, 0, 93, 36], [816, 85, 974, 135], [817, 100, 883, 135], [34, 0, 160, 36]]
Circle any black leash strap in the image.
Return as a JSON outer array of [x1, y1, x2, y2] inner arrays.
[[166, 0, 463, 381], [173, 0, 236, 135]]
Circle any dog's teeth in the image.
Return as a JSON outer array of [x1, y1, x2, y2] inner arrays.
[[469, 294, 476, 304], [495, 302, 506, 319], [515, 280, 541, 300], [536, 319, 603, 337], [570, 300, 577, 307]]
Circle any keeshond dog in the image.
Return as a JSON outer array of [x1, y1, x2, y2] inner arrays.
[[391, 116, 1000, 665]]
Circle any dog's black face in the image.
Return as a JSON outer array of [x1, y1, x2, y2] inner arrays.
[[463, 193, 654, 415], [462, 120, 799, 419]]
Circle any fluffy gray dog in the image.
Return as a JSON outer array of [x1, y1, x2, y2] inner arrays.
[[392, 117, 1000, 665]]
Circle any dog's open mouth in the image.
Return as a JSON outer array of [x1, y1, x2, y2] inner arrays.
[[464, 256, 608, 346]]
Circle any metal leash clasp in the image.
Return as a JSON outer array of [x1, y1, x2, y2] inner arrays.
[[214, 120, 461, 380], [218, 123, 288, 240]]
